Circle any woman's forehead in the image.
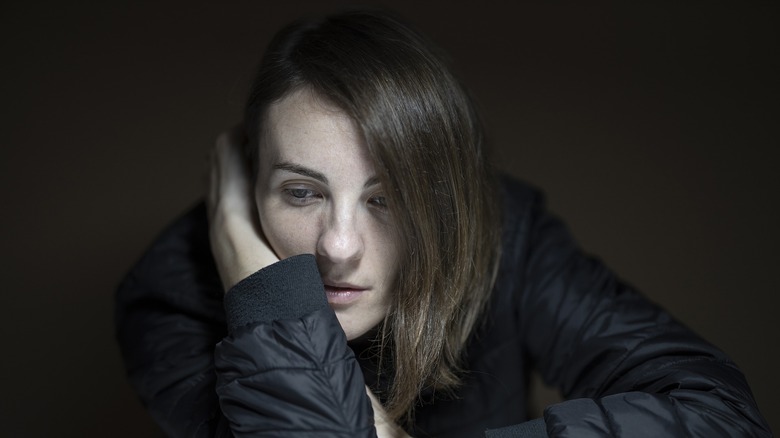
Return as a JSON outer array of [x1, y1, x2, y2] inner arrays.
[[269, 89, 351, 135], [260, 89, 372, 175]]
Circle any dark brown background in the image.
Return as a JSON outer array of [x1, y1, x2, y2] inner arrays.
[[1, 1, 777, 436]]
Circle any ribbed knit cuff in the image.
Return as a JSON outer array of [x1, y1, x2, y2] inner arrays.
[[223, 254, 328, 333]]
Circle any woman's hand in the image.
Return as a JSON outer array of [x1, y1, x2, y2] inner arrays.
[[366, 386, 412, 438], [207, 125, 279, 292]]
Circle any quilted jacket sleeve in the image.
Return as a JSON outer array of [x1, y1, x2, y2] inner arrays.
[[504, 180, 771, 437], [116, 204, 376, 437], [215, 255, 377, 437], [116, 204, 231, 436]]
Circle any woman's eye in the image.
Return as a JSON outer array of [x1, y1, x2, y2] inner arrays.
[[283, 188, 320, 205], [290, 188, 313, 198], [369, 195, 387, 209]]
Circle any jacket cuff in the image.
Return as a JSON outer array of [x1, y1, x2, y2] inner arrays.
[[223, 254, 328, 333]]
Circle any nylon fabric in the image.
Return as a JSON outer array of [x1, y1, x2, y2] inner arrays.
[[115, 177, 772, 437]]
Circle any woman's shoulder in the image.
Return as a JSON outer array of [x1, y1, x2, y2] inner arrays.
[[496, 174, 553, 243], [116, 201, 223, 317], [497, 174, 546, 217], [128, 202, 214, 275]]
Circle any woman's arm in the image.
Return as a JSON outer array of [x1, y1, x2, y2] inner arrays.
[[214, 255, 376, 437], [115, 202, 231, 437], [116, 128, 383, 437], [115, 212, 379, 436], [503, 179, 771, 437], [207, 126, 377, 436]]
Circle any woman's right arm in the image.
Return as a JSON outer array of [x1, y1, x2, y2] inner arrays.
[[207, 126, 378, 436], [115, 209, 377, 437], [116, 129, 379, 437], [215, 255, 376, 437]]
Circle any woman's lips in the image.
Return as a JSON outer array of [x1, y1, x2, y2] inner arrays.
[[324, 285, 367, 305]]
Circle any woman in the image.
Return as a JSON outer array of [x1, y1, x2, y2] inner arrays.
[[116, 10, 771, 437]]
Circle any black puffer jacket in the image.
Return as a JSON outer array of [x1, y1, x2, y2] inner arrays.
[[116, 177, 771, 437]]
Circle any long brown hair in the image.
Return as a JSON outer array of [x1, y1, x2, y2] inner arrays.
[[244, 10, 502, 424]]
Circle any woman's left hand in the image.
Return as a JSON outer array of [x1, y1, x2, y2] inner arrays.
[[366, 386, 413, 438]]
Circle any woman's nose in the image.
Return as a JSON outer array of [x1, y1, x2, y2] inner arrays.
[[317, 213, 364, 264]]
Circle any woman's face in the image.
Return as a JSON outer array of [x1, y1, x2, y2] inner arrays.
[[254, 88, 399, 340]]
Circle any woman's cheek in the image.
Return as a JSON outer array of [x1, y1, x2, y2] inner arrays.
[[260, 205, 318, 259]]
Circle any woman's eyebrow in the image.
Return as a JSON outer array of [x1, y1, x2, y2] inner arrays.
[[273, 162, 328, 184], [364, 176, 380, 189], [274, 161, 380, 189]]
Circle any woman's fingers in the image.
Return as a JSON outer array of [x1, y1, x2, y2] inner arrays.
[[365, 386, 411, 438], [207, 124, 278, 292], [211, 125, 251, 217], [207, 141, 219, 220]]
